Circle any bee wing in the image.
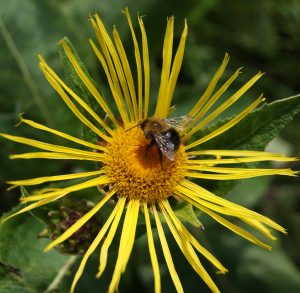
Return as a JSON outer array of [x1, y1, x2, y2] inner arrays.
[[163, 115, 193, 132], [154, 133, 176, 161]]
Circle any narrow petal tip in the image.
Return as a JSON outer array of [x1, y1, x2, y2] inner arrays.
[[14, 112, 25, 127], [58, 37, 67, 46], [6, 184, 17, 191], [216, 268, 229, 275], [95, 271, 102, 279], [37, 54, 43, 61], [43, 245, 52, 253]]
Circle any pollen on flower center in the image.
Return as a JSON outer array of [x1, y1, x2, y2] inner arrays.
[[103, 127, 187, 203]]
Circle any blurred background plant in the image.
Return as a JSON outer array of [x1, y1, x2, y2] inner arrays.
[[0, 0, 299, 292]]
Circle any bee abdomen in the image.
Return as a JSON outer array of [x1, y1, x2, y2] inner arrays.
[[162, 128, 180, 151]]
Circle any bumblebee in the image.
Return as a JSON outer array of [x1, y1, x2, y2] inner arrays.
[[138, 116, 192, 161]]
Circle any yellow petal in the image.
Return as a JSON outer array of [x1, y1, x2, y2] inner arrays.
[[108, 199, 140, 292], [187, 156, 297, 166], [160, 202, 220, 293], [98, 24, 134, 120], [186, 149, 297, 158], [185, 95, 265, 149], [178, 180, 286, 233], [39, 55, 113, 136], [153, 205, 184, 293], [188, 53, 229, 118], [143, 203, 161, 293], [70, 199, 121, 293], [39, 63, 111, 141], [160, 19, 188, 118], [89, 38, 130, 124], [242, 218, 277, 241], [186, 72, 263, 138], [8, 169, 104, 189], [155, 16, 174, 117], [163, 200, 227, 273], [138, 16, 150, 119], [180, 189, 273, 249], [123, 8, 143, 120], [1, 193, 66, 224], [91, 15, 129, 124], [112, 28, 138, 120], [121, 200, 140, 272], [184, 68, 241, 135], [22, 175, 110, 203], [97, 197, 126, 278], [176, 186, 261, 220], [10, 152, 104, 162], [57, 40, 118, 127], [185, 168, 297, 180], [88, 19, 135, 121], [19, 117, 105, 152], [188, 166, 296, 174], [0, 133, 105, 160], [192, 199, 272, 250]]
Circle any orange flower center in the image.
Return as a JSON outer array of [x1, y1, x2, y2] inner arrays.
[[103, 127, 187, 203]]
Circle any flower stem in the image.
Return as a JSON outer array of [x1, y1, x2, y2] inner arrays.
[[44, 255, 78, 293]]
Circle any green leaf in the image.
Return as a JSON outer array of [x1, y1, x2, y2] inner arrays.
[[0, 212, 69, 293], [173, 201, 203, 228], [237, 246, 300, 292], [198, 93, 300, 151], [193, 94, 300, 196]]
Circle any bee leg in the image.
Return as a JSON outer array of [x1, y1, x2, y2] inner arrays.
[[158, 149, 163, 170]]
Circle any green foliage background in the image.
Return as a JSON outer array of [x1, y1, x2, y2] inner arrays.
[[0, 0, 300, 292]]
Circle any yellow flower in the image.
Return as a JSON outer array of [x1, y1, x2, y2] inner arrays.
[[0, 8, 297, 293]]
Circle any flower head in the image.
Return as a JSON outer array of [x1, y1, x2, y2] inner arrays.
[[1, 8, 297, 293]]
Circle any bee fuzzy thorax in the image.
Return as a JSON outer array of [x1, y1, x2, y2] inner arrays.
[[140, 118, 169, 132]]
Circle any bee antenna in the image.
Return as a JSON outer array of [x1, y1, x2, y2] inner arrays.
[[125, 123, 139, 132]]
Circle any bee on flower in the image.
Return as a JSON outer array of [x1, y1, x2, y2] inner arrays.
[[0, 7, 297, 293]]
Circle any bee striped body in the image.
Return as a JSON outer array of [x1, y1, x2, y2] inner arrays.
[[139, 116, 192, 161]]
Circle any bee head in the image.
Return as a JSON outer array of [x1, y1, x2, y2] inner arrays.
[[139, 119, 148, 130], [125, 119, 147, 133]]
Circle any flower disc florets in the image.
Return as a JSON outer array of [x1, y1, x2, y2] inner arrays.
[[104, 127, 187, 204]]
